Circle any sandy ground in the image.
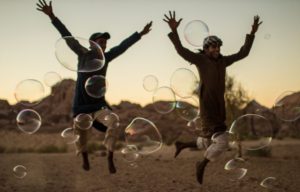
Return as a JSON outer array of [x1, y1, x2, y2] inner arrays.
[[1, 139, 300, 192]]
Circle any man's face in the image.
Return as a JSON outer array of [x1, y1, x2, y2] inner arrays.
[[204, 43, 221, 59], [94, 38, 107, 52]]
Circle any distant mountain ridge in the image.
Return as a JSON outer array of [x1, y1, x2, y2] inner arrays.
[[1, 79, 300, 140]]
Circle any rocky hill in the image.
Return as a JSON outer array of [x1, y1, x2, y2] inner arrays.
[[1, 79, 300, 142]]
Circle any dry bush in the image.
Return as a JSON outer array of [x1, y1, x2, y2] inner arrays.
[[0, 131, 70, 153]]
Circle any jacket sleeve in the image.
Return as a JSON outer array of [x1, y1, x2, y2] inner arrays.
[[223, 34, 255, 67], [168, 31, 202, 65], [105, 32, 141, 62], [51, 17, 87, 56]]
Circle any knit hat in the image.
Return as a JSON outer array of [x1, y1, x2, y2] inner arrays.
[[203, 35, 223, 48]]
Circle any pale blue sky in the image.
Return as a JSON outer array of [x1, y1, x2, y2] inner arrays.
[[0, 0, 299, 107]]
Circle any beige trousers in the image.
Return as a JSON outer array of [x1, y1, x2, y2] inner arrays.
[[74, 108, 120, 155], [196, 131, 229, 162]]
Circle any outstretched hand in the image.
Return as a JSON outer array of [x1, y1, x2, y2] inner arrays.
[[140, 21, 153, 36], [163, 11, 182, 32], [250, 15, 262, 35], [36, 0, 55, 19]]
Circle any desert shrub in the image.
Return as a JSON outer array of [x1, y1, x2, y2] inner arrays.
[[5, 148, 35, 153], [87, 140, 126, 153], [37, 145, 67, 153], [245, 146, 272, 157], [0, 145, 5, 153], [114, 142, 125, 150], [87, 142, 107, 153]]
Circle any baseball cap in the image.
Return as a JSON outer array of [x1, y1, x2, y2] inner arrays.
[[89, 32, 111, 41]]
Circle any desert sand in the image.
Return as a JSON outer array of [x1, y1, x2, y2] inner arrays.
[[1, 139, 300, 192]]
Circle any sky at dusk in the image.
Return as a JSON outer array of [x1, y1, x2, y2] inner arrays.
[[0, 0, 299, 108]]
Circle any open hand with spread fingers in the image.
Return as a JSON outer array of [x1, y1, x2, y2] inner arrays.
[[36, 0, 55, 19], [250, 15, 263, 35], [163, 11, 182, 32]]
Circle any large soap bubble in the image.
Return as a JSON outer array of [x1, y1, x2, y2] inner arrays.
[[61, 128, 80, 144], [229, 114, 273, 151], [125, 117, 162, 155], [184, 20, 210, 47], [14, 79, 45, 106], [224, 158, 248, 181], [55, 36, 105, 72], [152, 86, 176, 114], [84, 75, 107, 98], [260, 177, 277, 189], [170, 68, 199, 98], [74, 113, 93, 130], [16, 109, 42, 134], [13, 165, 27, 179], [43, 71, 62, 87], [175, 96, 199, 121], [143, 75, 159, 92], [104, 112, 120, 129], [121, 145, 140, 163]]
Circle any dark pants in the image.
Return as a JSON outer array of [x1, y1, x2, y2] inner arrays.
[[213, 124, 227, 133], [93, 120, 108, 132]]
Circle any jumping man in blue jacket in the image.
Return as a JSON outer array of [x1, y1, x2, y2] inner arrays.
[[37, 0, 152, 174]]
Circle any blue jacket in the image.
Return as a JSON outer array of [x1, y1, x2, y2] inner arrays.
[[52, 18, 141, 116]]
